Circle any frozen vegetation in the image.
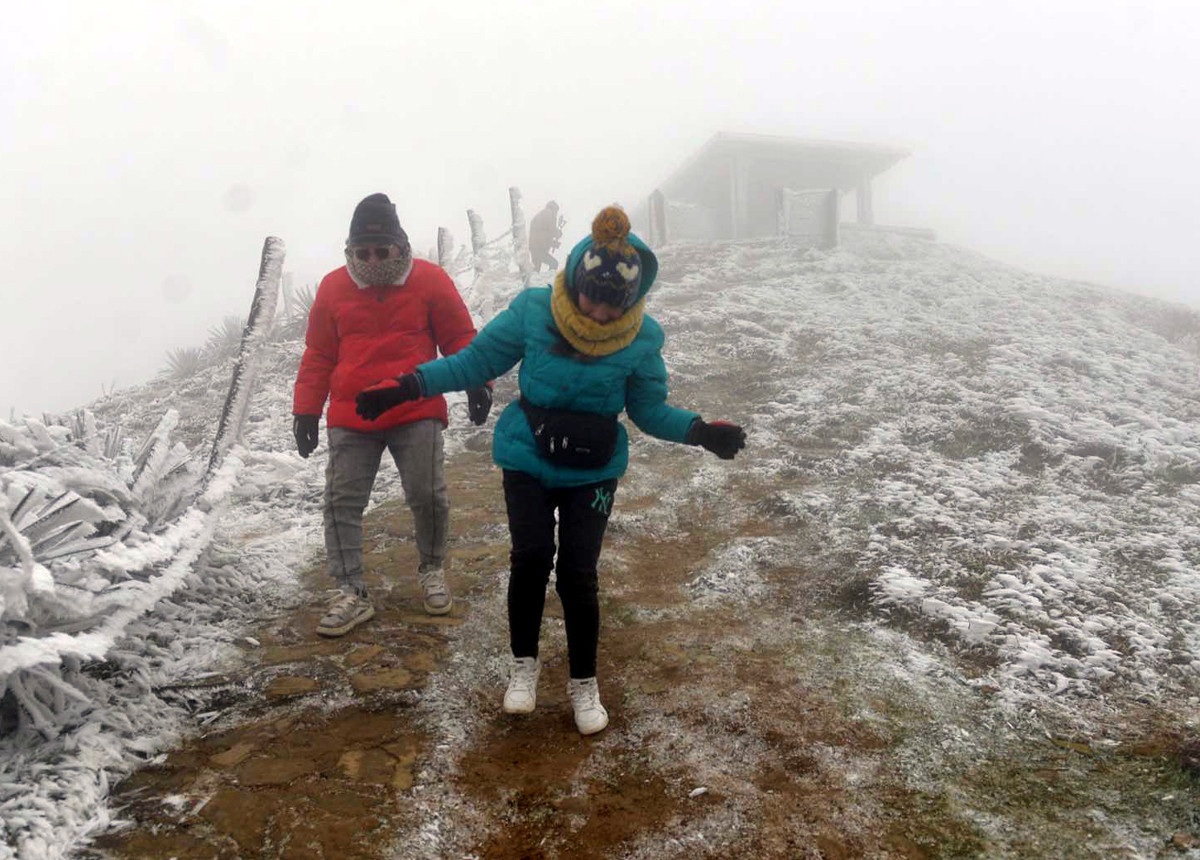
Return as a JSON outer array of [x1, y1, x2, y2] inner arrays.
[[2, 230, 1198, 858]]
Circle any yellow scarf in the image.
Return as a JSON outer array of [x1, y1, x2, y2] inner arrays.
[[550, 270, 646, 357]]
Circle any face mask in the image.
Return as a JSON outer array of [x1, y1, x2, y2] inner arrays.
[[345, 245, 411, 288]]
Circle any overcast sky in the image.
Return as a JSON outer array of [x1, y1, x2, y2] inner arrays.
[[2, 0, 1198, 416]]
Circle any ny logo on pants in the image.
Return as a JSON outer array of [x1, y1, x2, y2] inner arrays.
[[590, 487, 613, 516]]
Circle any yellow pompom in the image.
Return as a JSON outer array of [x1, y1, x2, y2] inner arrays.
[[591, 205, 631, 249]]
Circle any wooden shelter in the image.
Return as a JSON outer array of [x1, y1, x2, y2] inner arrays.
[[641, 132, 911, 246]]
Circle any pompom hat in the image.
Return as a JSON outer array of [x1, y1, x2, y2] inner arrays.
[[571, 207, 643, 310]]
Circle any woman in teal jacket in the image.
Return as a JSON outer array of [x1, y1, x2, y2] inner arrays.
[[356, 207, 745, 735]]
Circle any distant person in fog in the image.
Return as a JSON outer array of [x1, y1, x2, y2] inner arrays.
[[529, 201, 564, 273]]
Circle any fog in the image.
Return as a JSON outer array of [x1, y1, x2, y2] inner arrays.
[[2, 0, 1197, 416]]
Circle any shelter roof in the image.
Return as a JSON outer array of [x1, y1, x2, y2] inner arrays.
[[659, 132, 911, 197]]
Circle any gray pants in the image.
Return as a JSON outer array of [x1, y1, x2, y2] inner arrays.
[[324, 420, 449, 590]]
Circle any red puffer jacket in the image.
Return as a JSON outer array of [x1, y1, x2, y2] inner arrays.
[[293, 260, 477, 432]]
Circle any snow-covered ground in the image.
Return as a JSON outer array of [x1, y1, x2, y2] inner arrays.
[[654, 232, 1200, 707], [2, 229, 1199, 858]]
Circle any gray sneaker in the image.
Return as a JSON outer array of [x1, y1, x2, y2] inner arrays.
[[317, 589, 375, 637], [418, 564, 453, 616]]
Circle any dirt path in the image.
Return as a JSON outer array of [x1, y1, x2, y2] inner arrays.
[[88, 449, 501, 860], [85, 447, 928, 859], [68, 240, 1200, 859], [86, 440, 1199, 860]]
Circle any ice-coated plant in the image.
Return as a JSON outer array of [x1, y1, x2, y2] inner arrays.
[[0, 409, 207, 740], [162, 346, 204, 380], [204, 314, 245, 360], [278, 282, 315, 340]]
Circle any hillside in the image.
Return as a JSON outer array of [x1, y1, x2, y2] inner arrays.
[[5, 230, 1200, 859]]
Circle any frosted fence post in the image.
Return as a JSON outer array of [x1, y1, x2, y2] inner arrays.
[[509, 186, 533, 286], [280, 271, 295, 326], [437, 227, 454, 268], [465, 211, 492, 323], [649, 189, 668, 247], [775, 187, 790, 237], [467, 209, 486, 280], [206, 236, 286, 479]]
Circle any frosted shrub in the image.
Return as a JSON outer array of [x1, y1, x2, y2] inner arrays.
[[277, 282, 315, 341], [162, 347, 204, 380], [204, 315, 245, 361], [0, 409, 206, 738]]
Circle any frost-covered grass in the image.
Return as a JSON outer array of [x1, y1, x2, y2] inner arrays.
[[3, 231, 1199, 858], [650, 232, 1200, 712]]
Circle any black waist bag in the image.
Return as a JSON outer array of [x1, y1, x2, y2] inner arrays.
[[519, 397, 619, 470]]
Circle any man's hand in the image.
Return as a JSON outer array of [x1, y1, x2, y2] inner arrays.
[[687, 419, 747, 460], [355, 373, 423, 421], [293, 414, 320, 458], [466, 385, 493, 426]]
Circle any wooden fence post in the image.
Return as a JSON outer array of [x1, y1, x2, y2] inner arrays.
[[509, 186, 533, 285], [437, 227, 454, 268], [465, 210, 493, 322], [206, 236, 285, 479], [280, 271, 295, 325], [467, 209, 486, 281], [649, 189, 668, 247]]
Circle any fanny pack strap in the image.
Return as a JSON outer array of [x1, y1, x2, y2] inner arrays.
[[518, 396, 545, 421]]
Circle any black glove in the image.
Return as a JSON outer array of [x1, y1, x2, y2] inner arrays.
[[293, 414, 319, 458], [355, 373, 423, 421], [466, 385, 493, 426], [687, 419, 747, 460]]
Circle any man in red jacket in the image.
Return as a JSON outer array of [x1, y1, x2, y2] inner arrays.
[[292, 193, 492, 637]]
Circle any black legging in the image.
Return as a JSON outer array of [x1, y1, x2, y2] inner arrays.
[[502, 469, 617, 679]]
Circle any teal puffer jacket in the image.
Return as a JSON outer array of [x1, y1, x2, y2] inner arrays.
[[417, 234, 698, 487]]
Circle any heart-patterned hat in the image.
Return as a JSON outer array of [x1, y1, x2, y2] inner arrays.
[[572, 206, 643, 310]]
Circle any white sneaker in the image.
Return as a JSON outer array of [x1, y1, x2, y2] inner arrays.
[[503, 656, 541, 714], [568, 677, 609, 735], [418, 564, 453, 616]]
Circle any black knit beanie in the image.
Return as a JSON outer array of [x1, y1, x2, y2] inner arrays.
[[348, 193, 408, 246]]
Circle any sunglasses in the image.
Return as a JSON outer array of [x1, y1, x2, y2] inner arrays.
[[350, 245, 394, 262]]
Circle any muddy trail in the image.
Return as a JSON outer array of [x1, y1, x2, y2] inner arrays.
[[82, 238, 1200, 859], [85, 438, 1198, 860]]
